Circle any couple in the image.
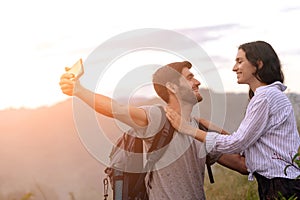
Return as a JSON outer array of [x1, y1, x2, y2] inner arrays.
[[60, 41, 300, 199]]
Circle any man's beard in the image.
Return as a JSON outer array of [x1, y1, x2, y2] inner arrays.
[[177, 85, 202, 105]]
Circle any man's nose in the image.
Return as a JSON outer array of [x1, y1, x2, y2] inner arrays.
[[194, 78, 201, 86]]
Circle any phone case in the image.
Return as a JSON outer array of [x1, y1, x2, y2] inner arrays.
[[67, 58, 84, 78]]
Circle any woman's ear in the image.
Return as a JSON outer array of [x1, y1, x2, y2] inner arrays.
[[166, 82, 177, 94], [257, 60, 264, 69]]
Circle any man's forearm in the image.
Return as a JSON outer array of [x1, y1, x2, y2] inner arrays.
[[74, 84, 148, 127], [74, 85, 115, 118], [217, 154, 248, 175]]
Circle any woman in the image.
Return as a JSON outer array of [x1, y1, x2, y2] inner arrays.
[[166, 41, 300, 199]]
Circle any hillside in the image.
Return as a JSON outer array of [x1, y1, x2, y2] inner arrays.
[[0, 90, 299, 199], [0, 100, 107, 199]]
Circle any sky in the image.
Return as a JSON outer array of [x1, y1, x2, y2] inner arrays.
[[0, 0, 300, 109]]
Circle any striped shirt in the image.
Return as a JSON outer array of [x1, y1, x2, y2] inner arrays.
[[206, 81, 300, 180]]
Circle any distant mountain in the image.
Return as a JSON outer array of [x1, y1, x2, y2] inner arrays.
[[0, 90, 299, 199], [0, 100, 106, 199], [287, 93, 300, 130]]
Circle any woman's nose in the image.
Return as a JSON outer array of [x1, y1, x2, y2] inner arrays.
[[232, 64, 238, 72]]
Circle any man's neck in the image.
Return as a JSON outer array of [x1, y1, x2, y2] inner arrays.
[[168, 100, 193, 121]]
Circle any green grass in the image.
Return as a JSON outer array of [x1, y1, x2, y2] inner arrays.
[[1, 169, 258, 200], [4, 147, 300, 200], [204, 164, 259, 200]]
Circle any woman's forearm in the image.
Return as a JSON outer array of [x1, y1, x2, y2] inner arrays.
[[199, 118, 229, 135], [180, 124, 207, 143], [193, 128, 207, 142]]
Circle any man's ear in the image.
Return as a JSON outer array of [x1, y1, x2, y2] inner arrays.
[[166, 82, 177, 94], [257, 60, 264, 69]]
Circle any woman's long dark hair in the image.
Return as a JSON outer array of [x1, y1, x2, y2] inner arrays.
[[238, 41, 284, 99]]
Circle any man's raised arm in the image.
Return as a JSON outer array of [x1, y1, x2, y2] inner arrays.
[[59, 72, 148, 128]]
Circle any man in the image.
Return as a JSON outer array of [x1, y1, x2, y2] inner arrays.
[[59, 60, 247, 199]]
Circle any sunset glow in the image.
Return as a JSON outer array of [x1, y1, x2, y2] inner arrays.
[[0, 0, 299, 109]]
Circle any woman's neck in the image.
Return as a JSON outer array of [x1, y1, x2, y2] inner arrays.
[[249, 80, 267, 93]]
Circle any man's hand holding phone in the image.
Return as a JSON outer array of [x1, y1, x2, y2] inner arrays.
[[59, 58, 84, 96], [65, 58, 84, 79]]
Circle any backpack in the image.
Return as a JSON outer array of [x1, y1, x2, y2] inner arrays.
[[104, 114, 175, 200], [103, 115, 214, 200]]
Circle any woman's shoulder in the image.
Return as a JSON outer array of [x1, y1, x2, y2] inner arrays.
[[256, 82, 286, 98], [254, 82, 291, 110]]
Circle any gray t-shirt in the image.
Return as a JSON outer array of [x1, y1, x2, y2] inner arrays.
[[133, 105, 216, 200]]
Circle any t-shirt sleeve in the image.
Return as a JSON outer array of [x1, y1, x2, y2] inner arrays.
[[133, 105, 166, 138]]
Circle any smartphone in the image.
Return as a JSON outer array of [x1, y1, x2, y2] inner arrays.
[[67, 58, 84, 79]]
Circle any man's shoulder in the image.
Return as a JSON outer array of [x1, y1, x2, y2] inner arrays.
[[139, 104, 165, 109], [133, 104, 166, 138], [139, 104, 166, 117]]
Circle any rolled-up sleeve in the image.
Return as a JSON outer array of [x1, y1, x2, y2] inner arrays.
[[205, 131, 219, 154], [205, 94, 270, 154]]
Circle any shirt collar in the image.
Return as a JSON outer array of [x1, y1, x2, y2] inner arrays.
[[255, 81, 287, 95]]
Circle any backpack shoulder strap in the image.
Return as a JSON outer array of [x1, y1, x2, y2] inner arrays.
[[147, 118, 174, 153], [132, 107, 175, 192], [145, 119, 175, 170], [196, 118, 215, 184]]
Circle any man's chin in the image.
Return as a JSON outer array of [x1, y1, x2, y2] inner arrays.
[[195, 93, 203, 102], [197, 96, 203, 102]]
